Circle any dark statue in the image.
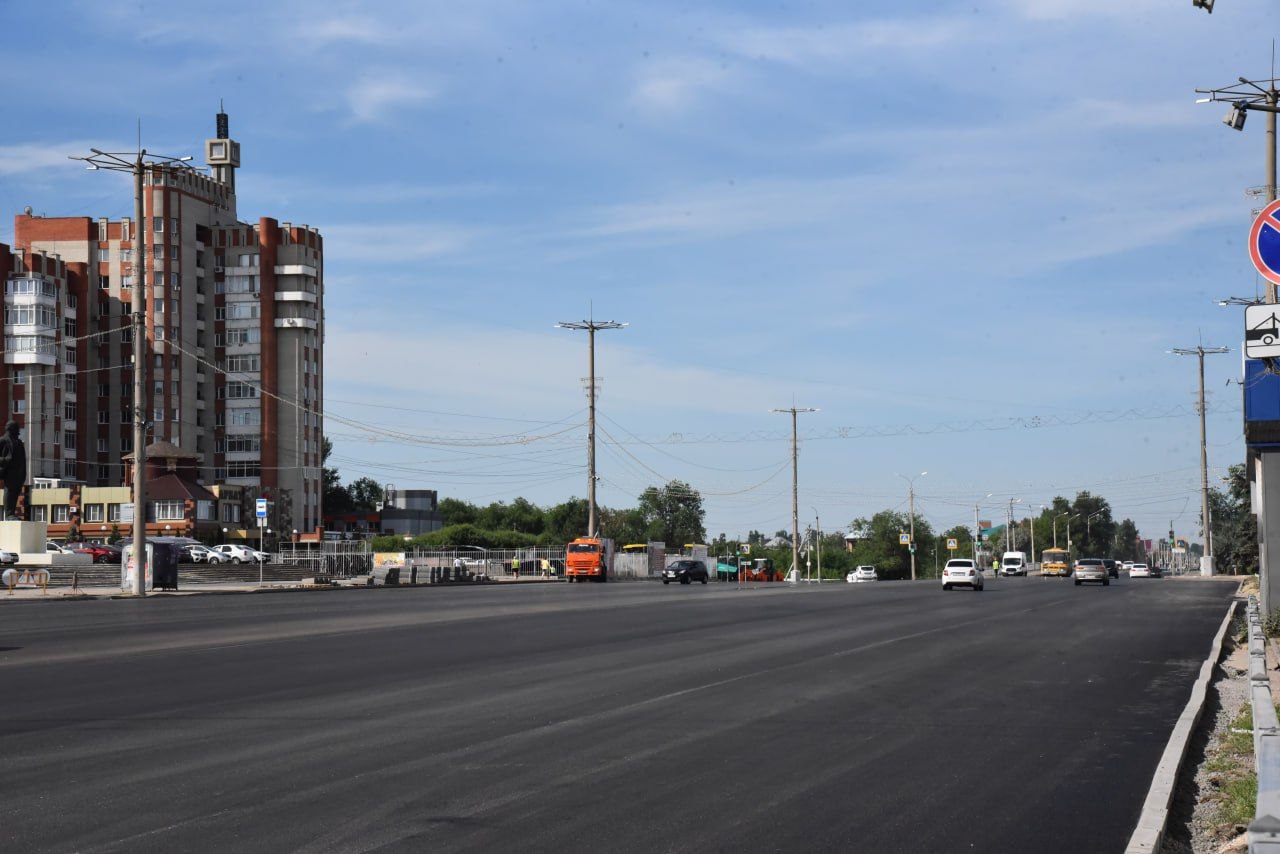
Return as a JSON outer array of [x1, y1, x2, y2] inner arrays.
[[0, 421, 27, 520]]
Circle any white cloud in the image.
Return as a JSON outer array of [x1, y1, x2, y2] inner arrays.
[[343, 74, 438, 124], [722, 18, 972, 65], [632, 57, 737, 113], [1002, 0, 1168, 21], [323, 222, 479, 263], [0, 142, 127, 176]]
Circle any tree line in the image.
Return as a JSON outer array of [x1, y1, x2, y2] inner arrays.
[[369, 481, 707, 552]]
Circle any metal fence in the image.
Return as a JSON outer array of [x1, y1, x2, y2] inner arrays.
[[406, 546, 568, 578], [276, 541, 373, 579]]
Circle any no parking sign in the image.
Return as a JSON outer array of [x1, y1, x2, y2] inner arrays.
[[1249, 199, 1280, 286]]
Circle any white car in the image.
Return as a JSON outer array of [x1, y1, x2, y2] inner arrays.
[[46, 541, 72, 555], [1122, 561, 1135, 571], [185, 544, 223, 565], [942, 558, 984, 591], [846, 565, 877, 583], [1130, 563, 1152, 578], [211, 544, 269, 564]]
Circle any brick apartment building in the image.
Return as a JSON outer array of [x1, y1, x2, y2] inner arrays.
[[1, 110, 324, 533]]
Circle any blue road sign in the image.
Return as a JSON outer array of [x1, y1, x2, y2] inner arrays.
[[1250, 199, 1280, 286]]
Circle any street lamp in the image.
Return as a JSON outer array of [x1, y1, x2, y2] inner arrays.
[[70, 145, 199, 597], [897, 471, 926, 580], [1192, 0, 1214, 13]]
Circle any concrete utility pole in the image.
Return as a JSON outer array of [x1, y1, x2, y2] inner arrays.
[[1171, 345, 1230, 575], [897, 472, 927, 580], [72, 145, 196, 595], [813, 511, 822, 584], [557, 317, 626, 537], [772, 406, 817, 581]]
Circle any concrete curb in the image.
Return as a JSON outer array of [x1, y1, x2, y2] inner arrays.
[[1124, 594, 1240, 853]]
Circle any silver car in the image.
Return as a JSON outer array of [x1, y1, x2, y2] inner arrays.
[[1073, 559, 1110, 586]]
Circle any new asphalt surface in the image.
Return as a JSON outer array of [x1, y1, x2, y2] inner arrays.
[[0, 574, 1236, 853]]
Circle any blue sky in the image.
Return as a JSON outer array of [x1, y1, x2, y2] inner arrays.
[[2, 0, 1277, 543]]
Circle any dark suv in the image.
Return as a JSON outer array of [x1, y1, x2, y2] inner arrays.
[[1102, 559, 1119, 579], [663, 560, 709, 585]]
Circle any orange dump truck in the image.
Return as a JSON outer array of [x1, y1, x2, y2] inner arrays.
[[565, 537, 615, 582]]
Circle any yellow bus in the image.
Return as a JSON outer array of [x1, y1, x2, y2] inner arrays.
[[1041, 547, 1071, 577]]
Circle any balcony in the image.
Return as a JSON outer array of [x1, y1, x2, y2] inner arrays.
[[275, 290, 317, 304], [195, 266, 205, 278], [274, 317, 318, 330], [274, 264, 317, 277]]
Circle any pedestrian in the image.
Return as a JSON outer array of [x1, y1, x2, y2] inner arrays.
[[453, 555, 463, 581]]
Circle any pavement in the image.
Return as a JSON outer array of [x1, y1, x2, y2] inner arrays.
[[0, 574, 1237, 853]]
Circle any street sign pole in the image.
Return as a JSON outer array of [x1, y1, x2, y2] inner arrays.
[[1246, 202, 1280, 612]]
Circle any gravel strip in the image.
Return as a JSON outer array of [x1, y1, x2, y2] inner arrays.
[[1161, 609, 1251, 854]]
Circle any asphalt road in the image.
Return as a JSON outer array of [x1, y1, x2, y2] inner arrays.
[[0, 574, 1236, 853]]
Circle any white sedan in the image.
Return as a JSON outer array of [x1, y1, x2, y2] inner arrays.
[[211, 544, 269, 564], [942, 558, 984, 591], [846, 566, 878, 583], [1130, 563, 1152, 578]]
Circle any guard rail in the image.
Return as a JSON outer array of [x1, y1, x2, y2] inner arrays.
[[1249, 596, 1280, 851]]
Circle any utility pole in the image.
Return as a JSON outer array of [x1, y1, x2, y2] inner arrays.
[[557, 316, 627, 538], [898, 471, 927, 580], [1171, 345, 1229, 575], [814, 512, 822, 584], [72, 145, 196, 595], [772, 406, 817, 581]]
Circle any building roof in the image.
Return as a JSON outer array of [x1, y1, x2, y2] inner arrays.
[[146, 473, 216, 502], [122, 440, 198, 462]]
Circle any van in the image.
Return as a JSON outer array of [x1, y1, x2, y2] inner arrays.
[[1000, 552, 1028, 576]]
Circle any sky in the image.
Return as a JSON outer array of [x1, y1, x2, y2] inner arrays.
[[1, 0, 1277, 544]]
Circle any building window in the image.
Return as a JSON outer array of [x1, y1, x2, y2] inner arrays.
[[150, 500, 184, 521], [221, 503, 241, 523], [226, 436, 260, 453], [107, 503, 122, 522], [98, 411, 110, 424], [62, 460, 76, 480], [120, 437, 132, 453], [229, 409, 260, 427], [12, 370, 25, 386], [84, 503, 104, 522], [64, 318, 77, 337], [97, 383, 109, 398], [31, 506, 47, 522], [51, 505, 70, 523], [153, 217, 163, 233], [12, 400, 24, 415], [63, 433, 76, 451], [227, 461, 260, 478], [97, 438, 107, 453], [196, 500, 214, 521], [225, 355, 260, 373], [96, 465, 109, 482], [64, 403, 76, 421]]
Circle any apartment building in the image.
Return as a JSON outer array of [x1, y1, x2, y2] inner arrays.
[[6, 110, 324, 532]]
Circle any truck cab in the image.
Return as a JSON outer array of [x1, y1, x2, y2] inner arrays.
[[565, 537, 615, 582]]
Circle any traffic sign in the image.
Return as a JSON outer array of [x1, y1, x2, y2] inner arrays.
[[1247, 304, 1280, 359], [1251, 199, 1280, 286], [898, 533, 910, 545], [946, 538, 958, 551], [255, 498, 269, 519]]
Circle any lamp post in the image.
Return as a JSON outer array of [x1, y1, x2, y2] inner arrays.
[[1084, 510, 1105, 555], [897, 471, 927, 580], [70, 145, 197, 596], [1054, 512, 1070, 549]]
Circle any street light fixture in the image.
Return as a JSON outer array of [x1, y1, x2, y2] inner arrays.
[[1192, 0, 1214, 13]]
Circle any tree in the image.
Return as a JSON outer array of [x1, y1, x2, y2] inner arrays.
[[1209, 464, 1258, 575], [637, 481, 706, 546], [348, 477, 384, 512], [843, 510, 934, 580], [322, 438, 355, 515], [1112, 519, 1143, 563]]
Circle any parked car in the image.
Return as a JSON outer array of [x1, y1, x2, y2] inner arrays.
[[1130, 563, 1152, 579], [65, 542, 122, 564], [846, 566, 878, 583], [1101, 559, 1119, 579], [942, 558, 984, 591], [45, 541, 73, 555], [1073, 559, 1110, 586], [0, 549, 16, 565], [1122, 561, 1135, 571], [663, 559, 709, 585], [210, 544, 268, 564], [181, 544, 223, 565]]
